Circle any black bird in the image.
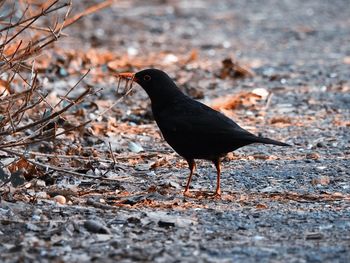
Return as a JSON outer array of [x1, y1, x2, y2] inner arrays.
[[118, 69, 289, 197]]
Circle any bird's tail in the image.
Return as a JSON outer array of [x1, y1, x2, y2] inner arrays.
[[249, 136, 290, 146]]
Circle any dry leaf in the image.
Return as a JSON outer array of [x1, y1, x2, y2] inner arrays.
[[270, 116, 292, 125], [8, 158, 40, 180], [211, 92, 262, 111], [0, 79, 11, 96], [311, 176, 330, 186], [150, 157, 169, 169], [306, 152, 320, 160], [219, 58, 255, 79], [256, 203, 268, 209]]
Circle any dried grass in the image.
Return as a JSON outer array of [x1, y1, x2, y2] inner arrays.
[[0, 1, 116, 186]]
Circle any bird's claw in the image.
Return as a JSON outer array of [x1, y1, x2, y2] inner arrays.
[[183, 190, 193, 198], [214, 190, 222, 199]]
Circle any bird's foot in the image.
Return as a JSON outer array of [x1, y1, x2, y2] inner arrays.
[[214, 189, 222, 199], [183, 190, 193, 198]]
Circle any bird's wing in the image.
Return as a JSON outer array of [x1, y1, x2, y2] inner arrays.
[[156, 98, 254, 139]]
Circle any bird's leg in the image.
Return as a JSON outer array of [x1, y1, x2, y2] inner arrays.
[[184, 159, 196, 197], [213, 159, 222, 198]]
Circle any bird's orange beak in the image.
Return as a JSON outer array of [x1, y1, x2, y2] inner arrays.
[[116, 72, 138, 82]]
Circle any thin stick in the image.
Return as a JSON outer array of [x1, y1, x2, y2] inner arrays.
[[8, 40, 23, 61], [97, 84, 134, 118], [1, 94, 46, 127], [0, 0, 66, 33], [0, 88, 90, 136], [5, 150, 159, 162], [53, 69, 90, 110], [0, 22, 69, 36], [265, 93, 274, 111], [0, 71, 91, 137], [61, 0, 114, 29], [0, 1, 15, 58], [1, 149, 129, 182], [108, 142, 117, 165], [0, 1, 62, 48]]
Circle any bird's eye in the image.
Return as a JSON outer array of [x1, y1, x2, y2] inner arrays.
[[144, 75, 151, 81]]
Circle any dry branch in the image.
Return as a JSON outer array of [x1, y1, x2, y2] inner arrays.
[[0, 1, 119, 187], [61, 0, 114, 29], [2, 148, 131, 182]]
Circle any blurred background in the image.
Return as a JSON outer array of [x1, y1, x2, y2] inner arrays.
[[1, 1, 349, 262]]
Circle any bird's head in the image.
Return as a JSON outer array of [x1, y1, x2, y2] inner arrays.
[[117, 68, 184, 106]]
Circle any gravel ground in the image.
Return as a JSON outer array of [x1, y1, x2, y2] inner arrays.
[[1, 0, 350, 262]]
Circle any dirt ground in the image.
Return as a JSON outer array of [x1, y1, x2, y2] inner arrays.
[[1, 0, 350, 262]]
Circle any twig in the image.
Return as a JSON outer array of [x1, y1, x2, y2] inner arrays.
[[0, 71, 91, 136], [0, 1, 67, 33], [97, 84, 134, 118], [0, 1, 15, 58], [4, 151, 159, 162], [0, 178, 12, 188], [8, 40, 23, 61], [0, 85, 37, 103], [53, 70, 90, 109], [1, 148, 131, 182], [7, 110, 16, 133], [108, 142, 117, 165], [0, 82, 43, 128], [0, 22, 69, 36], [5, 83, 136, 147], [61, 0, 114, 29], [0, 1, 72, 76], [0, 88, 89, 136], [265, 93, 274, 111], [86, 199, 117, 210], [0, 1, 62, 48]]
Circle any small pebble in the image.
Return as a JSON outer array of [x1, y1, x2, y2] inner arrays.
[[306, 152, 320, 160], [311, 176, 330, 186], [35, 180, 46, 187], [84, 220, 110, 234], [158, 221, 175, 228], [36, 192, 48, 199], [316, 142, 326, 148], [252, 235, 265, 241], [128, 141, 144, 153], [53, 195, 66, 205], [306, 232, 324, 240]]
